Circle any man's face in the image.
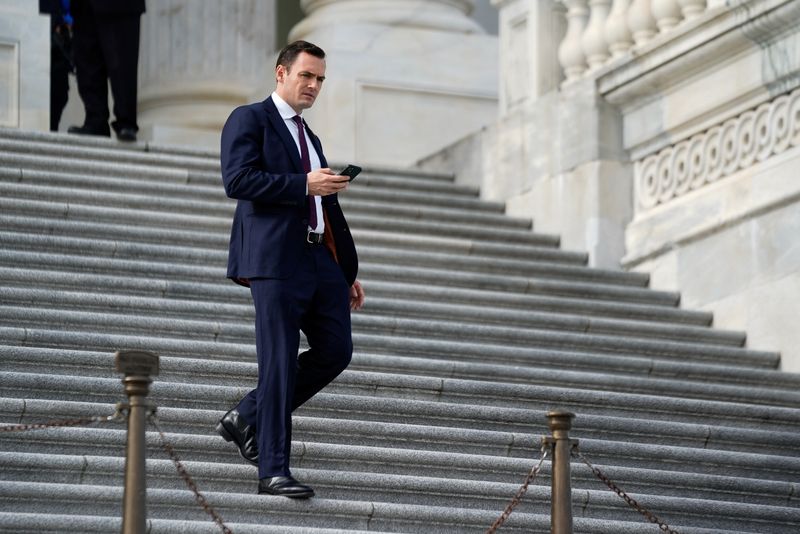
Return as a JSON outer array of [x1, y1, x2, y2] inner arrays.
[[275, 52, 326, 114]]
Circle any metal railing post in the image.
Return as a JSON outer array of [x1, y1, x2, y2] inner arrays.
[[546, 410, 576, 534], [116, 350, 160, 534]]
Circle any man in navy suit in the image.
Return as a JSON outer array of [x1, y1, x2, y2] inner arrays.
[[216, 40, 365, 499]]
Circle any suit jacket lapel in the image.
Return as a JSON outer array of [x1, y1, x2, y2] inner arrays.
[[262, 96, 304, 173]]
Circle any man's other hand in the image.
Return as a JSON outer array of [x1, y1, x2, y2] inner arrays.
[[307, 168, 349, 196], [349, 280, 365, 311]]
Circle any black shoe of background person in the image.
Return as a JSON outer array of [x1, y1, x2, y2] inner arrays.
[[67, 124, 111, 137], [215, 408, 258, 466], [258, 476, 315, 499], [116, 127, 137, 142]]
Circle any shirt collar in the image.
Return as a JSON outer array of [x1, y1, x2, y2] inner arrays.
[[271, 91, 299, 121]]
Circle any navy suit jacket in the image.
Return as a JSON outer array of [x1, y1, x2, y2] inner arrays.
[[220, 97, 358, 287]]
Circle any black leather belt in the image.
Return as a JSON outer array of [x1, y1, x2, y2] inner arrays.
[[306, 231, 324, 245]]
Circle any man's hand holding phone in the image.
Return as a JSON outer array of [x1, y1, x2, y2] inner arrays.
[[307, 164, 361, 196]]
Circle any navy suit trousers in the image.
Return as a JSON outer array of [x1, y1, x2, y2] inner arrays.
[[236, 244, 352, 478]]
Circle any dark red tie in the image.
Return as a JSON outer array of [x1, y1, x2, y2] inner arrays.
[[292, 115, 317, 229]]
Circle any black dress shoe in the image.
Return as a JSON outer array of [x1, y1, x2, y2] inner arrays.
[[67, 124, 110, 137], [215, 408, 258, 466], [116, 127, 137, 142], [258, 476, 315, 499]]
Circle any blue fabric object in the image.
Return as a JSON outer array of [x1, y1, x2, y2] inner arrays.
[[61, 0, 72, 25]]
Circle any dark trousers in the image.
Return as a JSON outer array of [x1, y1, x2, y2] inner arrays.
[[236, 244, 352, 478], [50, 38, 70, 132], [71, 5, 141, 133]]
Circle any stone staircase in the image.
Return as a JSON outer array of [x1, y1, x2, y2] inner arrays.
[[0, 127, 799, 534]]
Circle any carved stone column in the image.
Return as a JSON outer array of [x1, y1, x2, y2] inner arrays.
[[287, 0, 498, 167], [137, 0, 275, 146]]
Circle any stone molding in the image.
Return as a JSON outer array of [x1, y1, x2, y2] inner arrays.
[[0, 39, 19, 127], [292, 0, 483, 39], [636, 88, 800, 210]]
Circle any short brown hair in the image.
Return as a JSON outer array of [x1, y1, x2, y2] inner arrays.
[[275, 40, 326, 71]]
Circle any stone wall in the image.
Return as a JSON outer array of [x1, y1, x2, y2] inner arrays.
[[420, 0, 800, 371], [0, 0, 49, 132]]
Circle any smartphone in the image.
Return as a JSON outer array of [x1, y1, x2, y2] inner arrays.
[[338, 164, 362, 182]]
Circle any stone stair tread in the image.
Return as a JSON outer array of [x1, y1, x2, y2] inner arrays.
[[2, 450, 797, 510], [0, 230, 587, 278], [1, 461, 797, 532], [4, 397, 799, 458], [0, 303, 746, 356], [0, 313, 777, 369], [0, 126, 220, 160], [4, 344, 798, 407], [0, 250, 667, 300], [0, 181, 524, 229], [0, 266, 703, 324], [0, 285, 742, 346], [4, 369, 799, 430], [3, 164, 496, 215]]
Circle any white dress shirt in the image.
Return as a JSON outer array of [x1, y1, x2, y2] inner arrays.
[[271, 91, 324, 234]]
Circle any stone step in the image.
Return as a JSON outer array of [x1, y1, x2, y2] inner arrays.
[[6, 480, 760, 534], [0, 214, 568, 261], [0, 305, 755, 368], [4, 369, 798, 431], [5, 397, 799, 459], [0, 455, 797, 532], [5, 410, 798, 485], [0, 231, 625, 284], [0, 195, 558, 245], [2, 448, 798, 517], [0, 513, 360, 534], [0, 152, 475, 196], [0, 265, 701, 328], [0, 285, 742, 347], [0, 136, 219, 172], [0, 165, 507, 214], [0, 302, 775, 367], [5, 344, 797, 403], [0, 181, 531, 231], [0, 250, 665, 302], [0, 126, 219, 162]]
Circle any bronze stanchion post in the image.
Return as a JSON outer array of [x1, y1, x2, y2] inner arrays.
[[116, 350, 160, 534], [546, 410, 576, 534]]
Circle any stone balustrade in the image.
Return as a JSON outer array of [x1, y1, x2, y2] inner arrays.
[[636, 88, 800, 210], [558, 0, 708, 83]]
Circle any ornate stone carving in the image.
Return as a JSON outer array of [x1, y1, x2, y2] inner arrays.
[[636, 88, 800, 209]]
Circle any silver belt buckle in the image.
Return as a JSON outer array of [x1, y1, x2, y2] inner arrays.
[[307, 231, 323, 244]]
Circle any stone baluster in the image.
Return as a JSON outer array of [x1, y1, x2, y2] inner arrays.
[[581, 0, 612, 71], [558, 0, 590, 83], [651, 0, 683, 32], [677, 0, 707, 20], [605, 0, 633, 59], [627, 0, 657, 45]]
